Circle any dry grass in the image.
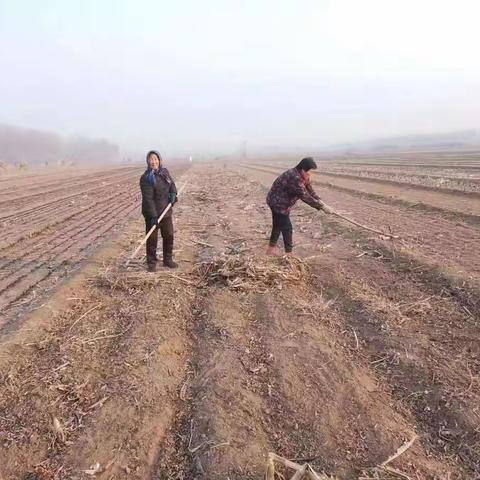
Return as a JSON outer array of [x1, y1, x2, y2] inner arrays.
[[267, 434, 417, 479], [94, 263, 198, 291], [0, 291, 108, 479], [0, 259, 196, 480], [195, 253, 310, 293]]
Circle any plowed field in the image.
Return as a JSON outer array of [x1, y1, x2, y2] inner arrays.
[[0, 165, 186, 332], [0, 162, 479, 480]]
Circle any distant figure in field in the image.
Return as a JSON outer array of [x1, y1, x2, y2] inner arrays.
[[266, 157, 332, 256], [140, 150, 178, 271]]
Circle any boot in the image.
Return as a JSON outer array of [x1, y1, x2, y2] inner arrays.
[[163, 238, 178, 269], [163, 256, 178, 269], [147, 263, 157, 273]]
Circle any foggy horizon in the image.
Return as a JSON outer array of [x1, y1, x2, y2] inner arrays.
[[1, 0, 480, 157]]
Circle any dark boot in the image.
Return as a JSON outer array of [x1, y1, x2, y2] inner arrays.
[[163, 256, 178, 269], [163, 237, 178, 269], [147, 263, 157, 273]]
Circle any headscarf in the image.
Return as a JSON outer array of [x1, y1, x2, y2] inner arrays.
[[145, 150, 162, 186]]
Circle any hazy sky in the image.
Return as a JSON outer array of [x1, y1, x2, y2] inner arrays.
[[1, 0, 479, 155]]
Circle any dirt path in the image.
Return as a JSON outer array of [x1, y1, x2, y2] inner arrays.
[[1, 165, 478, 479]]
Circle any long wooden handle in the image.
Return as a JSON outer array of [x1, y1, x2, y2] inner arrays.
[[125, 181, 188, 266], [329, 209, 399, 239]]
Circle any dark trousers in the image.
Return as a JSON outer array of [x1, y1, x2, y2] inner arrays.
[[269, 208, 293, 252], [145, 215, 174, 267]]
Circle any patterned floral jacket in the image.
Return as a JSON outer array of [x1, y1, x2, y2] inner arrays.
[[266, 168, 322, 214]]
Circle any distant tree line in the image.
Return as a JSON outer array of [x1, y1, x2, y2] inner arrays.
[[0, 123, 119, 167]]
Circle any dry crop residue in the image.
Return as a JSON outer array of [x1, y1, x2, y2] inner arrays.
[[153, 167, 475, 479], [0, 169, 197, 479], [1, 164, 479, 479]]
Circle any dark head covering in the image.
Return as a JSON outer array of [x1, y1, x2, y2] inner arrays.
[[296, 157, 317, 171], [146, 150, 162, 164], [145, 150, 163, 186]]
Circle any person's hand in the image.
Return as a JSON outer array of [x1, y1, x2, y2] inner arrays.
[[316, 202, 333, 214], [321, 203, 333, 214], [168, 192, 177, 204]]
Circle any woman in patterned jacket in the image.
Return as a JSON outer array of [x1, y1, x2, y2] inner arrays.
[[266, 157, 332, 256]]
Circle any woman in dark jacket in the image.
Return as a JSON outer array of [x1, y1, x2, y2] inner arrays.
[[140, 150, 178, 271]]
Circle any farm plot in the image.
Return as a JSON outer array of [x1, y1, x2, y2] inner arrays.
[[319, 166, 480, 194], [255, 150, 480, 193], [0, 164, 187, 332], [0, 163, 479, 480], [246, 160, 480, 219], [317, 150, 480, 168], [241, 163, 480, 293]]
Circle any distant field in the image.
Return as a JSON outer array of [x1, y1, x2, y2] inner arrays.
[[323, 149, 480, 167]]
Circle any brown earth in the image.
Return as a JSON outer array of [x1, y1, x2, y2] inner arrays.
[[0, 163, 479, 479], [250, 159, 480, 194], [0, 164, 187, 332], [320, 167, 480, 194], [241, 164, 480, 295], [246, 163, 480, 218]]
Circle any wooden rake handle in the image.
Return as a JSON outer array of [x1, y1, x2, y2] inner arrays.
[[312, 168, 398, 239], [327, 209, 399, 239]]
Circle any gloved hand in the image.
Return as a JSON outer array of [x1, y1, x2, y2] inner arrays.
[[315, 202, 333, 214], [321, 203, 333, 214], [168, 192, 177, 204]]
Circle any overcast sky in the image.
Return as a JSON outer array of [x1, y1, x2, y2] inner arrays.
[[1, 0, 479, 156]]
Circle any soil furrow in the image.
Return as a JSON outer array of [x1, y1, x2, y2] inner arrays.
[[1, 162, 478, 479], [152, 168, 467, 479], [0, 166, 139, 199], [0, 169, 137, 213], [0, 185, 139, 249], [0, 197, 140, 318], [0, 190, 140, 279], [0, 164, 187, 330], [0, 174, 137, 224]]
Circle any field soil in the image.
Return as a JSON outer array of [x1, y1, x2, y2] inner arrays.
[[247, 163, 480, 218], [0, 164, 187, 332], [243, 164, 480, 294], [318, 166, 480, 194], [0, 163, 479, 479]]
